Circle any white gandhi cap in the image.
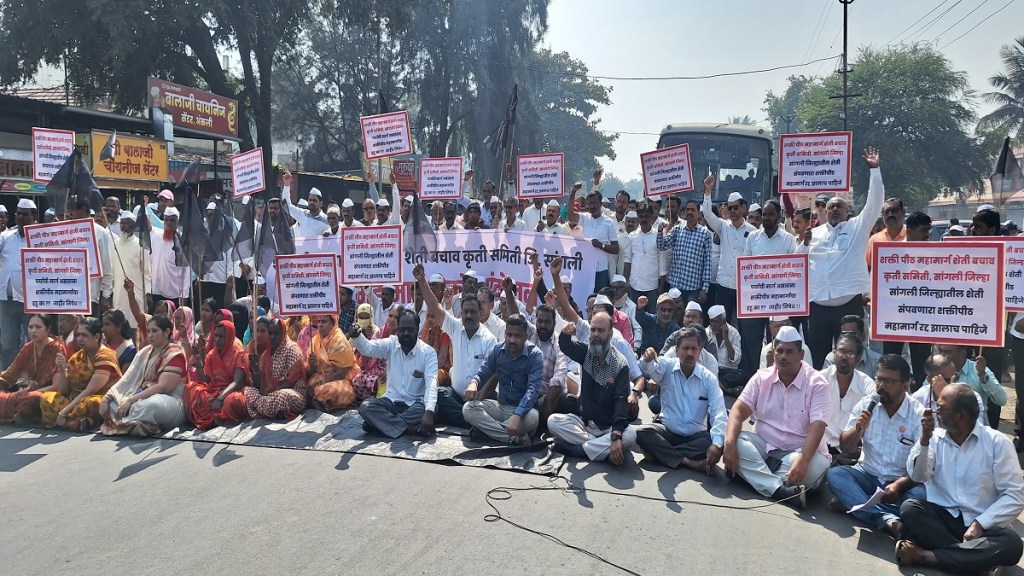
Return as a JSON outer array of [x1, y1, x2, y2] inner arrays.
[[708, 305, 726, 319], [727, 192, 743, 203], [775, 325, 802, 343]]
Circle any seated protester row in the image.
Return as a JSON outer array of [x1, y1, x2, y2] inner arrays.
[[913, 353, 987, 425], [821, 334, 876, 463], [636, 326, 727, 473], [462, 314, 544, 445], [38, 318, 122, 432], [550, 312, 636, 464], [184, 319, 249, 430], [350, 304, 400, 400], [723, 326, 830, 508], [0, 314, 63, 424], [826, 354, 924, 539], [351, 308, 439, 439], [897, 384, 1024, 574], [413, 263, 496, 429], [100, 315, 187, 436], [935, 343, 1006, 429]]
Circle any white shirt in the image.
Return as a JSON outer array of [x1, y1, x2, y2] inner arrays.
[[802, 168, 885, 304], [708, 324, 742, 369], [0, 228, 27, 302], [150, 230, 189, 298], [641, 357, 728, 445], [542, 222, 569, 235], [201, 247, 232, 283], [111, 232, 151, 328], [368, 182, 402, 227], [610, 229, 632, 277], [281, 186, 330, 239], [91, 223, 114, 302], [441, 311, 497, 396], [625, 228, 660, 292], [909, 421, 1024, 529], [744, 226, 798, 257], [341, 219, 364, 229], [352, 333, 439, 411], [500, 218, 527, 233], [700, 197, 755, 290], [521, 204, 543, 231], [614, 296, 642, 350], [821, 365, 877, 448], [845, 393, 923, 482], [482, 312, 506, 344], [578, 212, 618, 272]]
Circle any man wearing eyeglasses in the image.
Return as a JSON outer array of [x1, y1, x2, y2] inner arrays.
[[896, 384, 1024, 573], [821, 334, 877, 463], [800, 148, 886, 369], [701, 179, 755, 323]]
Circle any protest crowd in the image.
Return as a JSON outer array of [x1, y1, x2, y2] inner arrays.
[[2, 145, 1024, 575]]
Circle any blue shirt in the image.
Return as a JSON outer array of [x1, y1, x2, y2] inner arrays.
[[640, 356, 728, 446], [656, 223, 712, 292], [473, 341, 544, 418], [635, 310, 679, 354]]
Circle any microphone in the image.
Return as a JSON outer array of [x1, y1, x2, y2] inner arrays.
[[866, 394, 881, 414]]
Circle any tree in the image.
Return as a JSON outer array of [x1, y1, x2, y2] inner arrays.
[[978, 36, 1024, 145], [790, 44, 987, 210], [763, 75, 815, 135], [728, 115, 756, 125], [0, 0, 317, 176]]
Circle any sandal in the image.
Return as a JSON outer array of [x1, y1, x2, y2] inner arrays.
[[894, 540, 912, 566]]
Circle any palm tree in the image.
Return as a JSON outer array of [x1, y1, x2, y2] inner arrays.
[[979, 36, 1024, 143], [728, 115, 756, 125]]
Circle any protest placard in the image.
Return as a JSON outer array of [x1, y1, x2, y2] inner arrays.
[[275, 253, 339, 317], [24, 219, 102, 278], [360, 111, 413, 160], [871, 241, 1004, 347], [736, 254, 809, 318], [340, 225, 403, 286], [516, 153, 564, 199], [778, 131, 852, 194], [21, 248, 91, 314], [943, 236, 1024, 312], [230, 147, 265, 198], [418, 157, 463, 201], [392, 159, 417, 191], [32, 128, 75, 184], [640, 143, 694, 197], [401, 229, 596, 308]]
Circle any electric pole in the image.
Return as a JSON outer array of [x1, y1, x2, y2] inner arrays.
[[779, 113, 796, 134], [829, 0, 860, 131]]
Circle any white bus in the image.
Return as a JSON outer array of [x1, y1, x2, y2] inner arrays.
[[657, 122, 773, 204]]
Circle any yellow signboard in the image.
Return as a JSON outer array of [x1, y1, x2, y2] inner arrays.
[[76, 131, 168, 182]]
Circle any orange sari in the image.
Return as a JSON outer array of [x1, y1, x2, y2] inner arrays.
[[184, 320, 251, 429], [0, 338, 63, 423], [308, 317, 361, 412]]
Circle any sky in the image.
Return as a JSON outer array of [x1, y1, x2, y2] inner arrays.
[[544, 0, 1023, 182]]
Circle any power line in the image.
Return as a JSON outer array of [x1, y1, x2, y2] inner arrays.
[[800, 1, 833, 65], [907, 0, 964, 42], [813, 2, 856, 78], [408, 38, 839, 82], [941, 0, 1016, 48], [932, 0, 992, 42], [884, 0, 952, 46]]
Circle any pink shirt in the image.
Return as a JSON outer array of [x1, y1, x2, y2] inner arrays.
[[738, 361, 832, 458]]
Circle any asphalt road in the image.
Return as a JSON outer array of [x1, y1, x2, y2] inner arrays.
[[2, 424, 1020, 576]]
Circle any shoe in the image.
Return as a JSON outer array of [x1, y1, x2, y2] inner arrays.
[[773, 484, 806, 509], [509, 434, 530, 446], [827, 497, 846, 513], [551, 439, 587, 458]]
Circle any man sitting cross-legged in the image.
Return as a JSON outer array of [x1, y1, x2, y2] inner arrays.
[[723, 326, 831, 508], [635, 326, 727, 474], [895, 384, 1024, 574], [826, 354, 925, 539], [462, 314, 544, 445]]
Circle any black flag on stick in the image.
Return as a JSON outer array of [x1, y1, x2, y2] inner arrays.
[[175, 158, 219, 277], [403, 188, 438, 259], [991, 137, 1024, 206], [256, 196, 295, 277], [483, 84, 518, 157], [99, 130, 117, 161], [46, 148, 105, 216]]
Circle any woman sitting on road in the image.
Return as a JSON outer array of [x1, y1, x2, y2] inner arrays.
[[184, 319, 250, 429], [38, 317, 122, 431], [351, 304, 398, 401], [242, 317, 308, 420], [307, 314, 361, 413], [102, 309, 137, 372], [100, 315, 187, 436], [0, 314, 64, 425]]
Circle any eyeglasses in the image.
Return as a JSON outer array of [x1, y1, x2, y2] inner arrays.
[[875, 377, 905, 387], [833, 348, 858, 358], [881, 207, 903, 214], [726, 204, 741, 211]]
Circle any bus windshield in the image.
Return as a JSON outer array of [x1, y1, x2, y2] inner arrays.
[[658, 131, 771, 204]]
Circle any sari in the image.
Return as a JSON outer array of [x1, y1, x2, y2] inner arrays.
[[243, 321, 308, 420], [100, 342, 187, 436], [184, 320, 251, 429], [308, 316, 361, 412], [421, 320, 452, 387], [202, 309, 233, 355], [352, 324, 391, 400], [0, 338, 63, 423], [113, 339, 137, 370], [39, 346, 121, 430]]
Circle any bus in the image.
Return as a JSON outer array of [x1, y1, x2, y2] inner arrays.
[[656, 122, 773, 204]]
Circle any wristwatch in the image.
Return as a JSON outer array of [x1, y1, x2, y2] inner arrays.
[[630, 387, 643, 396], [611, 432, 623, 441]]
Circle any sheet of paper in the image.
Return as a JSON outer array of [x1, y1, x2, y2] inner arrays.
[[847, 486, 885, 514]]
